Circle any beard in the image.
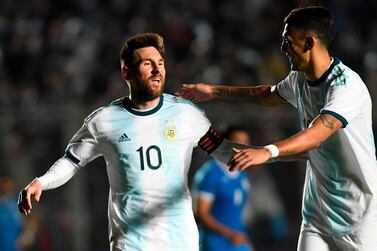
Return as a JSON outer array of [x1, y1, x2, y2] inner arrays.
[[131, 77, 165, 103]]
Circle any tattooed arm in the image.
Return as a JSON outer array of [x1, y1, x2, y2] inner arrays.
[[175, 83, 286, 106], [228, 113, 343, 171], [274, 113, 342, 155]]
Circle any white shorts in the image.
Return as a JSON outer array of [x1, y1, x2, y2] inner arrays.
[[297, 220, 377, 251]]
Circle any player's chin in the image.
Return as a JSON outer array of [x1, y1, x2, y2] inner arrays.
[[152, 85, 164, 96], [291, 64, 302, 72], [289, 62, 297, 71], [290, 60, 305, 72], [148, 89, 163, 100]]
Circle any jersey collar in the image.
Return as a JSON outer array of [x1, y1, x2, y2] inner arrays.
[[307, 57, 340, 86], [123, 95, 164, 116]]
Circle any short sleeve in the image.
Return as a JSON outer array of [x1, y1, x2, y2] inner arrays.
[[320, 74, 367, 128], [186, 103, 211, 145], [276, 71, 300, 108], [65, 123, 102, 166]]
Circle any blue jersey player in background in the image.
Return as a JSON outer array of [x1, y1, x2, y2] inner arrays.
[[0, 173, 22, 251], [193, 126, 254, 251]]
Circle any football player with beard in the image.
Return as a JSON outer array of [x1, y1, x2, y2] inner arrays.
[[17, 33, 253, 251]]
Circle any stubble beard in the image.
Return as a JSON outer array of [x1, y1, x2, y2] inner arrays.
[[133, 78, 165, 103]]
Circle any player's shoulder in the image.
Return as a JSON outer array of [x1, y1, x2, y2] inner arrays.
[[330, 59, 365, 88], [198, 160, 222, 177], [194, 160, 221, 183], [163, 93, 205, 112], [278, 70, 304, 89], [289, 70, 306, 81], [84, 97, 125, 123]]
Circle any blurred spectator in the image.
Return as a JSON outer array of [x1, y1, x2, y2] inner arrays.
[[0, 173, 21, 251], [192, 126, 254, 251], [0, 173, 55, 251]]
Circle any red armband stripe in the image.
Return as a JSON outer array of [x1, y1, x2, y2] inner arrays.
[[198, 127, 224, 154]]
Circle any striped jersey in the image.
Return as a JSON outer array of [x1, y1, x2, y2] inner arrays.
[[65, 94, 211, 250], [276, 58, 377, 236]]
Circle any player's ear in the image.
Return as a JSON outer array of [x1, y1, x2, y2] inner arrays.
[[305, 36, 314, 51], [121, 65, 129, 81]]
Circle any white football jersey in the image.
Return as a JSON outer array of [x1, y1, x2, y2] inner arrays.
[[63, 94, 211, 250], [277, 58, 377, 236]]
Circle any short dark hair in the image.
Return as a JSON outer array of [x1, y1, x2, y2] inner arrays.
[[284, 6, 334, 48], [120, 33, 165, 67]]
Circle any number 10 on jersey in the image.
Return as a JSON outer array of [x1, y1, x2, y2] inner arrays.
[[137, 145, 162, 170]]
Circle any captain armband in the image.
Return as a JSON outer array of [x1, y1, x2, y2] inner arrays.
[[198, 127, 224, 154]]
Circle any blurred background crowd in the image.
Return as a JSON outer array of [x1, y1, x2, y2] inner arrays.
[[0, 0, 376, 250]]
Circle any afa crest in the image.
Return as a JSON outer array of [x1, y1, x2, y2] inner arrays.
[[164, 120, 177, 142]]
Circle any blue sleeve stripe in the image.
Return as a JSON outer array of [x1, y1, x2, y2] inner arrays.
[[65, 150, 80, 165], [320, 110, 348, 128]]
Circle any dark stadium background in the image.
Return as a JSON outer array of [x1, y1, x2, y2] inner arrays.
[[1, 0, 376, 250]]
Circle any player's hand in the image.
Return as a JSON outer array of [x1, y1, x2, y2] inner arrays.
[[175, 83, 216, 103], [228, 148, 271, 172], [18, 179, 42, 215], [228, 231, 249, 246]]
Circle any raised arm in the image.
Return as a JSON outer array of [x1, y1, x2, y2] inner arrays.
[[228, 113, 343, 171], [175, 83, 286, 106]]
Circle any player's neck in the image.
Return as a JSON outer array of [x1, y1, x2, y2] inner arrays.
[[129, 96, 160, 110], [304, 51, 332, 81]]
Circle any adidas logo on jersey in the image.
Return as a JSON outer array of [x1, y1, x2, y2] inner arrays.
[[118, 133, 131, 142]]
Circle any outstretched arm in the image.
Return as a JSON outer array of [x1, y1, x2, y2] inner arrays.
[[210, 138, 306, 165], [228, 113, 343, 171], [18, 123, 100, 215], [197, 126, 305, 167], [18, 157, 80, 215], [175, 83, 286, 106]]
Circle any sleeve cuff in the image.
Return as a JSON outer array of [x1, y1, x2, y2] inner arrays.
[[35, 177, 47, 190], [198, 191, 215, 201], [274, 84, 288, 102], [320, 110, 348, 128]]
